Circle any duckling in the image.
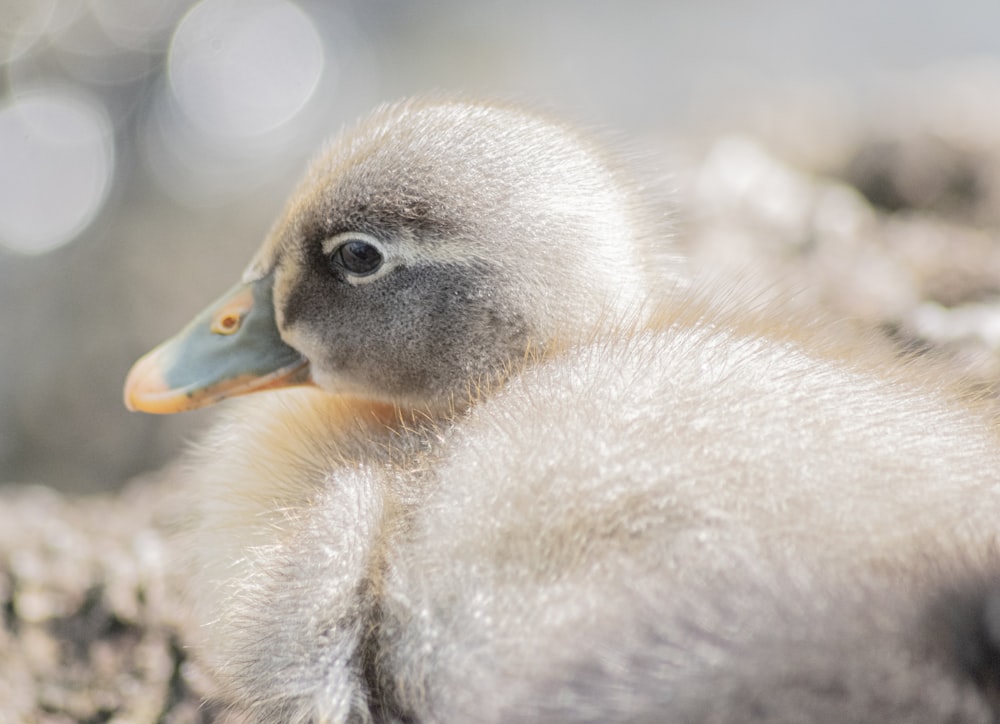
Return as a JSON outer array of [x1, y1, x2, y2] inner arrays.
[[125, 97, 1000, 722]]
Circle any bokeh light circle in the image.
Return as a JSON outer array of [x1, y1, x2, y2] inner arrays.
[[0, 0, 57, 64], [167, 0, 324, 140], [0, 90, 114, 254], [90, 0, 183, 52]]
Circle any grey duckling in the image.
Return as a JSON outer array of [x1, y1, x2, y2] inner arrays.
[[125, 97, 1000, 722]]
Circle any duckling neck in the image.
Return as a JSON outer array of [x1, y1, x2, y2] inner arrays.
[[179, 388, 448, 714]]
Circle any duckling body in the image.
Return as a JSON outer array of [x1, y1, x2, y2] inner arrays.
[[381, 315, 1000, 721], [127, 98, 1000, 722], [182, 312, 1000, 723]]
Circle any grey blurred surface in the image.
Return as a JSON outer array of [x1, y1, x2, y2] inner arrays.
[[2, 0, 1000, 492]]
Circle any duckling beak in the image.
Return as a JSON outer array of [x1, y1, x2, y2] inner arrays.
[[124, 274, 311, 414]]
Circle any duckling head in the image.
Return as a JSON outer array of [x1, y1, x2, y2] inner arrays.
[[125, 97, 680, 413]]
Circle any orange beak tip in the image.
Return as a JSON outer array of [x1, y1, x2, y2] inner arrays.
[[123, 346, 188, 414]]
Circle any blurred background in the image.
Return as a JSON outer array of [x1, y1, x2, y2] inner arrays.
[[2, 0, 1000, 492]]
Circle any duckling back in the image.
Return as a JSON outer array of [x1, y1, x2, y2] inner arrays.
[[379, 306, 1000, 721]]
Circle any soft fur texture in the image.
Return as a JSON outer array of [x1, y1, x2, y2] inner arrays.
[[173, 98, 1000, 722]]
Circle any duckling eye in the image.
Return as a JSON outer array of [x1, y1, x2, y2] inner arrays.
[[332, 238, 383, 276]]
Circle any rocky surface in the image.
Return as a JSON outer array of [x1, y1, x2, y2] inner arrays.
[[674, 67, 1000, 388], [0, 472, 224, 723], [3, 76, 1000, 721]]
